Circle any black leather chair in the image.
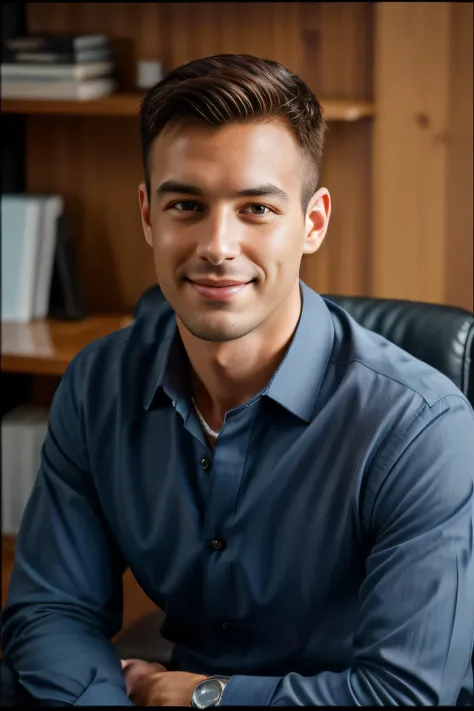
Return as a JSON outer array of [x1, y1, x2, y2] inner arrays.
[[115, 284, 474, 680]]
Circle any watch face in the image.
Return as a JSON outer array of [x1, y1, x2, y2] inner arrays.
[[194, 679, 222, 708]]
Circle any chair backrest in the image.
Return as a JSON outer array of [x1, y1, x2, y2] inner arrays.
[[135, 285, 474, 407]]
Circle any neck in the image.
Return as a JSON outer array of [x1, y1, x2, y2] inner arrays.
[[178, 282, 302, 434]]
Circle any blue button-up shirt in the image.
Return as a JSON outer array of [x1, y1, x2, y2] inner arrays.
[[2, 282, 474, 706]]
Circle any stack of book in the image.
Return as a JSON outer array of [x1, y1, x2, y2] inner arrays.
[[1, 33, 117, 100], [1, 404, 50, 535], [1, 194, 85, 322]]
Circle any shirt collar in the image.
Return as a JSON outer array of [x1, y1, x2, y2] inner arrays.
[[144, 280, 334, 421], [143, 314, 183, 411], [264, 281, 334, 422]]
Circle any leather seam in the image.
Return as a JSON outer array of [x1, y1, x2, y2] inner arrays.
[[461, 323, 474, 395]]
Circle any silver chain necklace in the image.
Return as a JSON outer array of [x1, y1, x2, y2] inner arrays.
[[192, 398, 220, 440]]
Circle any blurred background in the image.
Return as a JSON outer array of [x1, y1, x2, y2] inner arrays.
[[1, 1, 473, 632]]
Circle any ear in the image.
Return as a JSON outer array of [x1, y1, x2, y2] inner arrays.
[[303, 188, 331, 256], [138, 183, 153, 248]]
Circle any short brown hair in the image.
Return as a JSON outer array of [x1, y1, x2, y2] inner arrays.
[[139, 54, 327, 212]]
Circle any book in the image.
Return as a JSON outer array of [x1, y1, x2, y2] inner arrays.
[[48, 214, 86, 320], [4, 34, 109, 53], [1, 405, 49, 535], [1, 77, 117, 100], [1, 60, 115, 81], [32, 195, 64, 319], [2, 48, 112, 64], [1, 195, 43, 322], [1, 194, 65, 322]]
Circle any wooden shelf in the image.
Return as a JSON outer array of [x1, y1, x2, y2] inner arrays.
[[1, 93, 374, 121], [1, 315, 133, 376], [321, 99, 375, 122], [1, 92, 144, 117]]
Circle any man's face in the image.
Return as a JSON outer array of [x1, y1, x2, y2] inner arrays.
[[139, 118, 329, 342]]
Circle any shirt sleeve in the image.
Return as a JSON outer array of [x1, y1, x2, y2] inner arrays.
[[220, 394, 474, 706], [1, 358, 133, 707]]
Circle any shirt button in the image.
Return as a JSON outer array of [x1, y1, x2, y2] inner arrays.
[[211, 539, 225, 551], [221, 621, 230, 630], [201, 457, 210, 471]]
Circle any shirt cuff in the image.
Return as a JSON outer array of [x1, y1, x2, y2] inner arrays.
[[220, 675, 281, 706], [72, 682, 133, 706]]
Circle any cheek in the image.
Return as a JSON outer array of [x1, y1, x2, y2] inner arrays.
[[244, 221, 303, 266], [149, 223, 193, 289], [149, 214, 182, 259]]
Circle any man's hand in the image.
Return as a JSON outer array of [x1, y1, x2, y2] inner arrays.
[[121, 658, 207, 706], [121, 658, 167, 700]]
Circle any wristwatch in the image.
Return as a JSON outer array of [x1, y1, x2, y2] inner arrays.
[[191, 675, 230, 708]]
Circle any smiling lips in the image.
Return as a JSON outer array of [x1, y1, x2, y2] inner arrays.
[[187, 278, 252, 301]]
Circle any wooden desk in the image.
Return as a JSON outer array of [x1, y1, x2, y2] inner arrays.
[[1, 315, 133, 376]]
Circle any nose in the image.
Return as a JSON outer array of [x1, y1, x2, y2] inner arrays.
[[195, 208, 240, 265]]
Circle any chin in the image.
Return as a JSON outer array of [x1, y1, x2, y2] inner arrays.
[[180, 314, 258, 343]]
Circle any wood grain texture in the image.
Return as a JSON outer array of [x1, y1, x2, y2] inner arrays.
[[303, 119, 372, 296], [25, 114, 155, 313], [372, 2, 448, 304], [372, 2, 473, 310], [1, 93, 144, 117], [318, 2, 373, 100], [2, 315, 133, 375], [1, 96, 375, 121], [24, 2, 374, 309], [301, 2, 373, 294], [445, 2, 473, 311]]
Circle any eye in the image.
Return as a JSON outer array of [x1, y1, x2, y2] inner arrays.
[[241, 204, 272, 216], [170, 201, 203, 212]]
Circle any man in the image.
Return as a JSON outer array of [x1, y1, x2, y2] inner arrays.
[[1, 54, 473, 707]]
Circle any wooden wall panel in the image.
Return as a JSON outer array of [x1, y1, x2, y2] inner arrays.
[[159, 2, 302, 73], [372, 2, 473, 310], [318, 2, 373, 100], [307, 120, 372, 296], [445, 3, 473, 311], [26, 2, 374, 311], [26, 116, 154, 313], [301, 2, 373, 295]]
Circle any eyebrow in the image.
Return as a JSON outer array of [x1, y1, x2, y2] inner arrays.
[[156, 180, 289, 203]]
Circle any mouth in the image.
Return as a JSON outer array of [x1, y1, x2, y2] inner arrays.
[[185, 278, 254, 301]]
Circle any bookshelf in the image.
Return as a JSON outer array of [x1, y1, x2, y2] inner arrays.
[[1, 95, 375, 121], [14, 1, 376, 317]]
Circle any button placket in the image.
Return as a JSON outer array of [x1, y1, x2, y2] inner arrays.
[[201, 405, 258, 627]]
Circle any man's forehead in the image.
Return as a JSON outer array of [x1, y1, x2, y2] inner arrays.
[[154, 117, 298, 153], [149, 118, 303, 186]]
